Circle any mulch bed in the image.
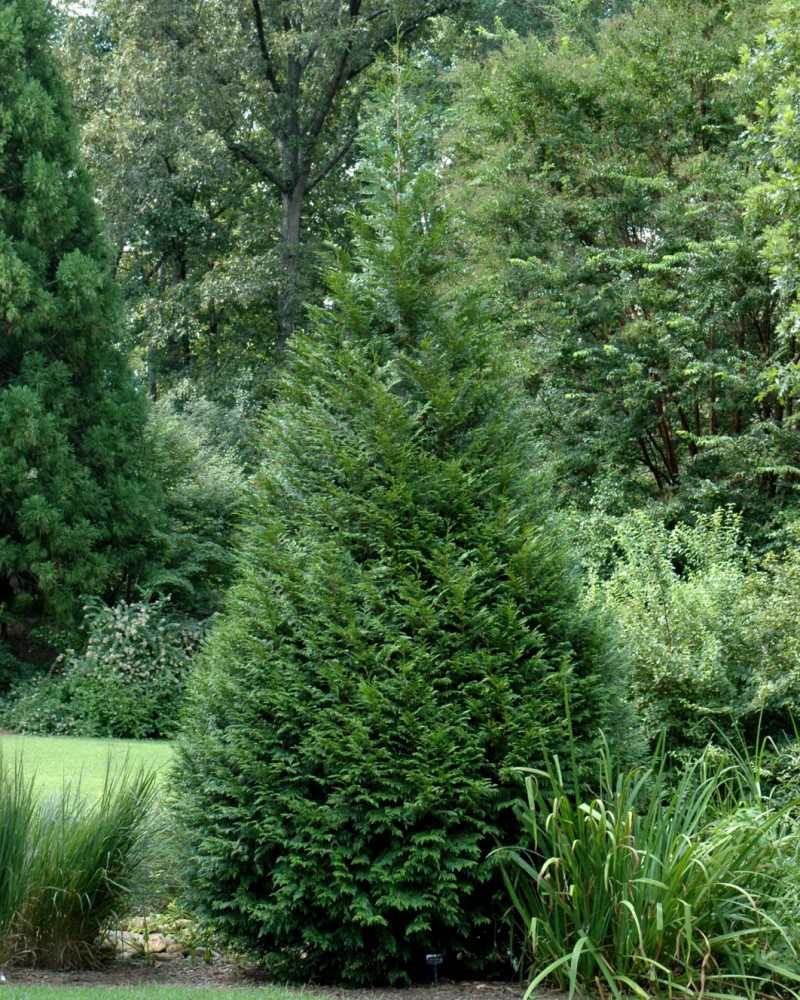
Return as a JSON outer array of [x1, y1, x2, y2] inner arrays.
[[1, 957, 568, 999]]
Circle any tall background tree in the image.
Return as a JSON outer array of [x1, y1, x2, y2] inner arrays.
[[0, 0, 157, 636], [59, 0, 481, 389], [60, 0, 271, 405], [447, 0, 793, 536]]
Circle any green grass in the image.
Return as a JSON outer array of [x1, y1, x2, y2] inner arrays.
[[1, 989, 301, 1000], [0, 735, 172, 800]]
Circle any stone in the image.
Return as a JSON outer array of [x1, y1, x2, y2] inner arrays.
[[144, 934, 168, 954]]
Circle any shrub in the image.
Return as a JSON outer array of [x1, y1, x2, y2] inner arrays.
[[0, 671, 76, 736], [598, 508, 800, 752], [65, 597, 202, 739], [1, 597, 202, 738], [141, 399, 247, 618], [500, 735, 800, 999], [0, 761, 157, 968], [172, 131, 622, 985]]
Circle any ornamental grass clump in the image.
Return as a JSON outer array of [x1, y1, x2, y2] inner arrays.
[[0, 760, 157, 968], [500, 735, 800, 1000], [0, 762, 38, 950]]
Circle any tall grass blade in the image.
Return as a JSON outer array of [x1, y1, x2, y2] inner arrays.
[[498, 734, 800, 999], [0, 755, 158, 969]]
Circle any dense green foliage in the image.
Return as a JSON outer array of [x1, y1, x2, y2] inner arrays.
[[597, 508, 800, 752], [59, 0, 270, 403], [0, 761, 157, 968], [141, 402, 246, 617], [739, 0, 800, 404], [4, 0, 800, 990], [500, 736, 800, 999], [58, 0, 482, 383], [172, 130, 621, 984], [2, 597, 202, 738], [0, 0, 157, 624], [447, 0, 797, 532]]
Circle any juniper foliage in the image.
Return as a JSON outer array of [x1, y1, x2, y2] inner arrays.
[[173, 136, 620, 985]]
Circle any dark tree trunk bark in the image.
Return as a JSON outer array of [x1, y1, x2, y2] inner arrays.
[[276, 183, 305, 354]]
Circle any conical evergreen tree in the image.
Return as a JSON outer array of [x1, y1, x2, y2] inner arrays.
[[0, 0, 156, 622], [173, 131, 621, 985]]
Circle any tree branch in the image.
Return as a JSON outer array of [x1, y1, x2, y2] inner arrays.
[[308, 132, 357, 192], [228, 141, 287, 192], [639, 437, 666, 494], [374, 1, 464, 53], [304, 43, 353, 142], [342, 1, 463, 86], [251, 0, 281, 93], [304, 0, 463, 140], [644, 428, 675, 484], [300, 38, 320, 72]]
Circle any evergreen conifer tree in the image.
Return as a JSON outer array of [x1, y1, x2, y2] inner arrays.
[[0, 0, 156, 623], [173, 121, 621, 985]]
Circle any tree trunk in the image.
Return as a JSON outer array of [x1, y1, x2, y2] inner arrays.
[[276, 184, 305, 354]]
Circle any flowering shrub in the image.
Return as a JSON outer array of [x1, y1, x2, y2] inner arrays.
[[1, 598, 203, 738], [65, 598, 203, 738], [0, 671, 76, 735]]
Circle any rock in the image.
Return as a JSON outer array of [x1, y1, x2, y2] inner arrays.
[[166, 943, 188, 955], [104, 930, 143, 952], [144, 934, 168, 954]]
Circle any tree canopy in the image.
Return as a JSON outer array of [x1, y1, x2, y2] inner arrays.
[[60, 0, 480, 380], [0, 0, 156, 622], [447, 0, 796, 533]]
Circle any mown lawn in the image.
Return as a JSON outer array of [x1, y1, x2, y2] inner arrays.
[[0, 734, 173, 799]]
